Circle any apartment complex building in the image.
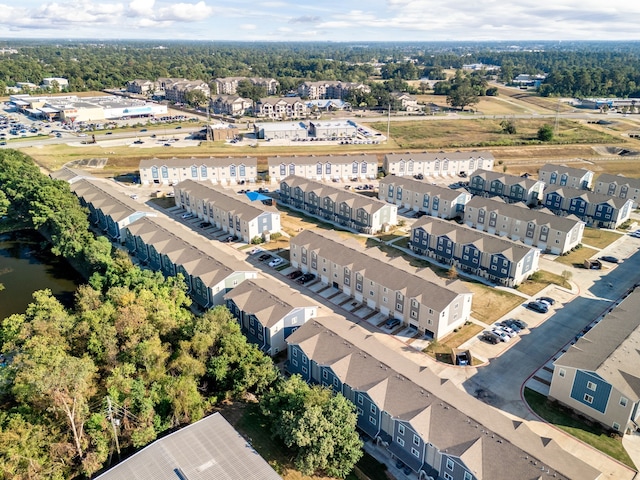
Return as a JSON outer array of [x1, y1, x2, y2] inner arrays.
[[297, 80, 370, 100], [211, 94, 252, 116], [410, 216, 540, 286], [139, 156, 258, 186], [255, 97, 307, 119], [289, 230, 472, 339], [593, 173, 640, 208], [213, 76, 279, 95], [464, 196, 584, 255], [383, 151, 495, 177], [157, 77, 211, 103], [469, 169, 545, 205], [268, 154, 378, 184], [280, 176, 397, 234], [538, 163, 594, 190]]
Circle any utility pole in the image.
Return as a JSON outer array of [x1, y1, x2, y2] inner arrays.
[[106, 396, 121, 458], [386, 102, 391, 141]]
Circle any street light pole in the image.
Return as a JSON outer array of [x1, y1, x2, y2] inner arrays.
[[387, 102, 391, 140]]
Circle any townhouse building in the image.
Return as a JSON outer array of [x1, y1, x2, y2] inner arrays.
[[297, 81, 370, 100], [383, 151, 494, 177], [122, 216, 256, 308], [173, 180, 281, 243], [538, 163, 594, 190], [289, 230, 471, 339], [280, 176, 397, 234], [158, 78, 210, 104], [286, 317, 601, 480], [255, 97, 307, 119], [139, 156, 258, 186], [211, 94, 252, 116], [410, 216, 540, 286], [214, 76, 279, 95], [224, 279, 318, 356], [68, 177, 156, 241], [379, 175, 471, 220], [549, 286, 640, 436], [543, 185, 632, 229], [268, 154, 378, 184], [464, 196, 584, 255], [126, 79, 156, 95], [594, 173, 640, 208], [469, 169, 544, 205]]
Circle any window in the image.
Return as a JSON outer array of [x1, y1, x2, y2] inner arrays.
[[325, 163, 331, 174], [370, 404, 377, 414], [200, 165, 207, 177], [230, 164, 236, 177], [280, 164, 286, 176], [352, 162, 358, 174], [397, 437, 405, 447], [464, 473, 473, 480], [357, 394, 363, 405], [613, 422, 621, 431], [369, 416, 377, 426], [361, 162, 367, 173], [587, 381, 597, 391], [446, 458, 454, 470], [443, 474, 453, 480], [357, 407, 363, 415], [239, 164, 246, 176], [558, 368, 565, 378], [322, 370, 328, 380], [411, 447, 419, 458], [584, 393, 594, 404], [620, 397, 628, 407], [317, 163, 323, 175], [333, 377, 339, 387], [289, 164, 295, 175], [292, 359, 298, 367], [413, 434, 420, 446], [398, 424, 405, 435], [302, 366, 307, 374]]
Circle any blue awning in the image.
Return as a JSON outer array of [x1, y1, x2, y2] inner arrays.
[[245, 191, 271, 202]]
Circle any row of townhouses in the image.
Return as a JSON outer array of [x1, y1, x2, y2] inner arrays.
[[379, 175, 471, 219], [279, 175, 397, 234], [538, 164, 594, 190], [255, 96, 308, 119], [213, 76, 279, 95], [549, 286, 640, 437], [286, 316, 601, 480], [173, 179, 281, 243], [139, 156, 258, 186], [468, 169, 545, 206], [464, 196, 584, 255], [269, 154, 378, 183], [383, 151, 495, 177], [594, 173, 640, 208], [543, 185, 632, 229], [224, 278, 318, 356], [297, 81, 370, 100], [290, 229, 472, 339], [410, 216, 540, 286]]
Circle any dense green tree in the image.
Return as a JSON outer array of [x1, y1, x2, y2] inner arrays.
[[538, 124, 554, 141], [500, 119, 517, 134]]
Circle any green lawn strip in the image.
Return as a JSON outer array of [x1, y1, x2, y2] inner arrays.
[[581, 227, 623, 249], [523, 388, 636, 469], [516, 270, 571, 296], [554, 246, 600, 267], [424, 322, 484, 364], [464, 282, 524, 324]]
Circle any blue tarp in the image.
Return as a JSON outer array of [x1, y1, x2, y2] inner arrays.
[[245, 191, 271, 202]]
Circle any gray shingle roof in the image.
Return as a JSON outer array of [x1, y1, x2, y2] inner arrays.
[[139, 156, 257, 169], [595, 173, 640, 190], [379, 175, 469, 201], [554, 288, 640, 399], [268, 153, 377, 167], [95, 412, 281, 480], [539, 163, 593, 179], [291, 229, 469, 310], [412, 216, 535, 263], [288, 317, 600, 480], [385, 150, 495, 162], [70, 178, 155, 222], [471, 169, 541, 190], [545, 184, 632, 208], [224, 278, 316, 328]]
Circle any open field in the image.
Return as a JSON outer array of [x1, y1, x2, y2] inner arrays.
[[464, 282, 524, 324], [581, 227, 624, 249], [516, 270, 571, 296], [524, 388, 635, 468], [424, 322, 484, 364], [368, 118, 618, 150], [416, 93, 537, 116], [555, 246, 600, 268], [493, 85, 575, 113]]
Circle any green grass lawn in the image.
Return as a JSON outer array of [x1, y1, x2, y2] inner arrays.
[[524, 388, 636, 469], [581, 227, 623, 249], [464, 282, 525, 324], [516, 270, 571, 296], [424, 322, 484, 364], [555, 246, 599, 268]]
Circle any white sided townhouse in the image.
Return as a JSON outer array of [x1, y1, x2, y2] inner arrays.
[[289, 229, 472, 339], [224, 279, 318, 356], [286, 316, 601, 480], [255, 97, 307, 119], [268, 154, 378, 184], [379, 175, 471, 219], [468, 169, 545, 206], [464, 196, 584, 255], [410, 216, 540, 287], [280, 175, 397, 234], [211, 94, 252, 116], [174, 180, 281, 243], [383, 151, 494, 177], [594, 173, 640, 208], [139, 156, 258, 186], [538, 163, 594, 190]]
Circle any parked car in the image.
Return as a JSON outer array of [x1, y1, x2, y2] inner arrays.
[[508, 319, 528, 330], [199, 222, 211, 228], [497, 324, 517, 337], [527, 301, 549, 314], [502, 319, 525, 331], [599, 255, 619, 264], [456, 351, 470, 366], [268, 258, 284, 268], [537, 296, 556, 306], [297, 273, 316, 285], [500, 320, 521, 332], [481, 331, 500, 344], [258, 253, 273, 262], [384, 318, 401, 330], [180, 212, 193, 219], [287, 270, 303, 280], [491, 328, 511, 342]]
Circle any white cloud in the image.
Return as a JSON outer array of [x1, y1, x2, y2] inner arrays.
[[240, 23, 257, 30], [156, 1, 212, 22]]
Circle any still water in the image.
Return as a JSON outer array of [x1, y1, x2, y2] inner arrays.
[[0, 231, 84, 320]]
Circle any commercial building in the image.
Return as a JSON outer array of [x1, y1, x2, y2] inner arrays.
[[593, 173, 640, 208], [410, 216, 540, 286], [268, 154, 378, 184], [139, 156, 257, 186], [308, 120, 357, 139], [290, 229, 471, 339], [225, 279, 318, 356], [538, 164, 594, 190], [286, 317, 600, 480], [254, 121, 308, 140], [383, 151, 494, 177], [173, 180, 281, 243], [280, 176, 397, 234], [463, 196, 584, 255], [41, 77, 69, 90], [469, 169, 544, 206], [379, 175, 471, 219], [549, 286, 640, 436]]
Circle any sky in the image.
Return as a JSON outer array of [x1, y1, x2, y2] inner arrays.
[[1, 0, 639, 42]]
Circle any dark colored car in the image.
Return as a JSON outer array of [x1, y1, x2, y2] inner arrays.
[[599, 255, 619, 264], [537, 296, 556, 306], [500, 320, 521, 332], [456, 352, 470, 366], [384, 318, 401, 330], [287, 270, 303, 280], [509, 319, 528, 329], [527, 301, 548, 314], [481, 331, 500, 344], [258, 254, 273, 262], [503, 318, 527, 330], [297, 273, 316, 285], [199, 222, 211, 228]]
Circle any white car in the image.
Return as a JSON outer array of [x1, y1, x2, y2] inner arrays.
[[180, 212, 193, 219], [496, 324, 517, 337], [268, 258, 284, 268], [491, 328, 511, 342]]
